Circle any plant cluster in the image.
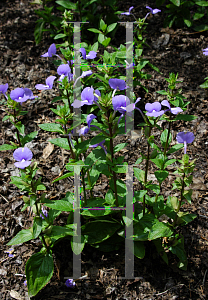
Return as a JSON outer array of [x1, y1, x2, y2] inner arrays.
[[0, 4, 200, 297], [156, 0, 208, 31]]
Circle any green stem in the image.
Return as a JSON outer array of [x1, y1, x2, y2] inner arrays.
[[155, 182, 161, 203], [13, 109, 21, 147], [173, 172, 185, 227], [66, 89, 72, 113], [163, 117, 172, 158], [143, 126, 151, 216]]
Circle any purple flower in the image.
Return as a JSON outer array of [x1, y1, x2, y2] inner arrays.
[[72, 87, 100, 108], [13, 147, 33, 169], [40, 208, 48, 219], [125, 97, 141, 113], [6, 248, 14, 258], [24, 280, 27, 287], [80, 48, 97, 60], [109, 78, 127, 91], [10, 87, 36, 103], [0, 83, 8, 97], [146, 6, 161, 15], [57, 64, 72, 81], [202, 47, 208, 56], [161, 100, 183, 115], [78, 114, 97, 136], [112, 95, 130, 114], [89, 140, 107, 154], [121, 6, 134, 15], [35, 76, 56, 90], [145, 102, 164, 117], [65, 279, 76, 288], [73, 70, 93, 87], [176, 132, 195, 154], [41, 43, 56, 57]]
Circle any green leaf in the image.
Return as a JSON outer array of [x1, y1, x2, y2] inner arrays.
[[33, 217, 42, 239], [81, 198, 113, 217], [49, 138, 71, 150], [38, 123, 64, 133], [134, 241, 145, 259], [54, 33, 67, 39], [170, 0, 180, 6], [161, 129, 172, 148], [157, 90, 168, 95], [99, 19, 106, 31], [0, 144, 17, 151], [167, 144, 184, 154], [82, 220, 121, 244], [200, 79, 208, 88], [14, 122, 25, 135], [146, 184, 160, 195], [134, 167, 145, 183], [176, 115, 197, 121], [113, 143, 128, 153], [52, 172, 73, 183], [148, 62, 161, 74], [47, 225, 74, 245], [196, 1, 208, 6], [26, 252, 54, 297], [155, 170, 169, 183], [105, 189, 115, 205], [134, 190, 147, 202], [44, 192, 74, 211], [106, 23, 117, 33], [102, 37, 111, 47], [169, 237, 187, 270], [71, 235, 85, 255], [153, 239, 168, 264], [183, 190, 193, 204], [89, 135, 106, 146], [137, 59, 149, 71], [21, 131, 38, 146], [148, 221, 173, 240], [88, 28, 102, 33], [7, 229, 34, 245], [56, 0, 76, 9], [177, 212, 197, 224]]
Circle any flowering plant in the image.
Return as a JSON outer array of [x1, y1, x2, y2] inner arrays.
[[0, 5, 198, 298]]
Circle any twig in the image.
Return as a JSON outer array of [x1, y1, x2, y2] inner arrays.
[[203, 269, 207, 286], [0, 193, 9, 202], [155, 284, 184, 296]]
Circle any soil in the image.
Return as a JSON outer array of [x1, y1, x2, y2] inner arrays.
[[0, 0, 208, 299]]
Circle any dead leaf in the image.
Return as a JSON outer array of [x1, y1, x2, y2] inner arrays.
[[42, 143, 54, 160], [10, 290, 23, 300]]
